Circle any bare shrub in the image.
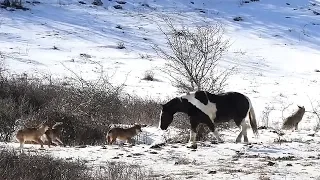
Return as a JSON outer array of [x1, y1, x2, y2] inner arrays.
[[173, 157, 193, 165], [96, 161, 156, 180], [119, 95, 161, 126], [233, 17, 244, 21], [154, 17, 234, 93], [117, 42, 125, 49], [0, 148, 158, 180], [166, 129, 190, 144], [0, 65, 160, 145], [0, 0, 28, 10], [307, 97, 320, 131], [259, 176, 271, 180], [142, 70, 155, 81], [0, 148, 91, 180], [170, 112, 190, 129], [0, 98, 20, 141], [92, 0, 103, 6], [261, 105, 275, 128]]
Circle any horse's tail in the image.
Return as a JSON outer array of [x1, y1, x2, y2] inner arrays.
[[248, 98, 259, 137]]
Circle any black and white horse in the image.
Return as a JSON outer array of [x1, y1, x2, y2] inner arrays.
[[159, 91, 259, 147]]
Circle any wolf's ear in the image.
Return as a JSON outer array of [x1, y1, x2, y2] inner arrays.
[[297, 105, 304, 109]]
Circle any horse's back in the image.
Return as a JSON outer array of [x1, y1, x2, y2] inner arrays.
[[211, 92, 250, 123]]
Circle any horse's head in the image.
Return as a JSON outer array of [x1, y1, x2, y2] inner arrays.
[[159, 97, 182, 130], [159, 109, 173, 130]]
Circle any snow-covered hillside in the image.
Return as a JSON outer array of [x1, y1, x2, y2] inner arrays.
[[1, 0, 320, 179]]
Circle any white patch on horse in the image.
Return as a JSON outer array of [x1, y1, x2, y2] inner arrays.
[[158, 110, 163, 128], [181, 92, 217, 122]]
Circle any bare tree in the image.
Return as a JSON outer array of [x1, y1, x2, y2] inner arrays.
[[154, 17, 235, 141], [154, 17, 234, 94]]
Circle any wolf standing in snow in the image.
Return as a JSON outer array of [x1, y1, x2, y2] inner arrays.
[[44, 122, 65, 147], [282, 105, 305, 130], [106, 124, 146, 145], [16, 122, 50, 149]]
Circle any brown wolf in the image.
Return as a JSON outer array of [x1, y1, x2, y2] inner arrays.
[[282, 105, 305, 130], [44, 122, 64, 147], [106, 124, 146, 145], [16, 122, 50, 149]]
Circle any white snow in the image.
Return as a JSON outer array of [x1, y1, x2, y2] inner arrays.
[[2, 128, 320, 180], [1, 0, 320, 179]]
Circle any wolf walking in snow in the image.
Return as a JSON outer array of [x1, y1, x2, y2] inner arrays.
[[106, 124, 146, 145], [16, 121, 50, 149]]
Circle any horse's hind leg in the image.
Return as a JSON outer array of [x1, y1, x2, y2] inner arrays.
[[236, 128, 243, 143], [236, 119, 248, 143]]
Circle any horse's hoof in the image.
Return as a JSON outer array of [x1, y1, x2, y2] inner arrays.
[[150, 143, 165, 149], [187, 144, 197, 149], [211, 141, 218, 144]]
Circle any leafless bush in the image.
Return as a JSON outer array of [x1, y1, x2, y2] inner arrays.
[[0, 148, 91, 180], [1, 0, 28, 10], [0, 58, 160, 145], [0, 53, 5, 74], [0, 98, 21, 141], [119, 95, 161, 126], [173, 157, 193, 165], [170, 112, 190, 130], [117, 42, 125, 49], [142, 70, 155, 81], [307, 97, 320, 131], [92, 0, 103, 6], [96, 161, 156, 180], [166, 129, 190, 144], [259, 175, 271, 180], [0, 148, 158, 180], [154, 17, 234, 93], [261, 105, 275, 128]]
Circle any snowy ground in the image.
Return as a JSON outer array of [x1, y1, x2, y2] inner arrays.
[[1, 0, 320, 179], [2, 126, 320, 180]]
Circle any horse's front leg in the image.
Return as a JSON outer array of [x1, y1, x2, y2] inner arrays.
[[187, 118, 199, 149], [206, 121, 224, 143]]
